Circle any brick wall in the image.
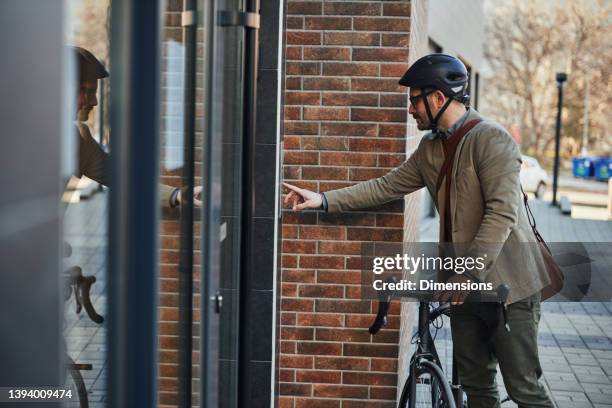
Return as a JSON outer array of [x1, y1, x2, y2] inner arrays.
[[280, 1, 425, 406], [158, 0, 203, 406]]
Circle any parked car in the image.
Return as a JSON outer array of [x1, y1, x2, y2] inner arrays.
[[520, 155, 548, 198]]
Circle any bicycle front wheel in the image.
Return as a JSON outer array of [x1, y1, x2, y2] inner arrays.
[[398, 360, 456, 408]]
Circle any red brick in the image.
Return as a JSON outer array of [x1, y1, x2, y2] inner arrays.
[[299, 284, 344, 298], [297, 342, 342, 356], [380, 94, 407, 107], [320, 152, 377, 167], [305, 17, 351, 30], [282, 254, 298, 268], [284, 121, 319, 135], [353, 48, 408, 62], [301, 166, 348, 180], [352, 78, 404, 93], [381, 63, 409, 78], [295, 399, 339, 408], [282, 283, 298, 297], [299, 255, 345, 270], [323, 32, 380, 46], [287, 1, 322, 15], [297, 313, 344, 327], [313, 384, 368, 399], [279, 383, 311, 396], [315, 299, 370, 313], [383, 3, 411, 17], [321, 122, 377, 137], [286, 61, 321, 76], [287, 31, 322, 45], [281, 312, 297, 325], [316, 328, 370, 342], [348, 166, 390, 180], [299, 225, 345, 240], [283, 240, 317, 254], [281, 327, 315, 341], [280, 369, 295, 382], [376, 213, 404, 228], [281, 354, 314, 369], [286, 46, 302, 60], [315, 356, 369, 371], [349, 138, 405, 152], [347, 227, 403, 242], [282, 298, 315, 312], [324, 2, 381, 16], [371, 358, 398, 372], [283, 269, 317, 283], [317, 270, 361, 284], [322, 62, 378, 77], [351, 108, 407, 123], [296, 370, 341, 384], [303, 107, 349, 121], [378, 153, 405, 167], [285, 92, 321, 106], [278, 397, 294, 408], [284, 135, 301, 150], [285, 77, 302, 90], [343, 344, 398, 359], [284, 151, 319, 165], [382, 33, 409, 47], [318, 241, 362, 255], [321, 92, 378, 107], [285, 106, 301, 120], [286, 16, 304, 29], [370, 386, 397, 400], [304, 47, 350, 61], [283, 165, 301, 180], [301, 136, 349, 151], [378, 123, 406, 138], [345, 286, 364, 299], [343, 372, 397, 386], [281, 341, 296, 354], [282, 225, 299, 239], [353, 17, 410, 32], [303, 77, 350, 91]]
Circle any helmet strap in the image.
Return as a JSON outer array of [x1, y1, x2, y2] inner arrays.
[[424, 93, 454, 134]]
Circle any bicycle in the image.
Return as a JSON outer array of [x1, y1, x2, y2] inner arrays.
[[369, 283, 510, 408]]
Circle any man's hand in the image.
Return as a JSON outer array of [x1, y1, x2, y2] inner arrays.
[[283, 182, 322, 211], [434, 273, 471, 305], [177, 186, 203, 207]]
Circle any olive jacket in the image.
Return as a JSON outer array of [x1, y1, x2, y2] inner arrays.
[[76, 123, 176, 207], [324, 109, 550, 304]]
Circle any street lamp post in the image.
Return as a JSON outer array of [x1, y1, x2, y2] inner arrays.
[[552, 72, 567, 207]]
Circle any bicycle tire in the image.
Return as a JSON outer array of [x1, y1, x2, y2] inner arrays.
[[398, 360, 456, 408]]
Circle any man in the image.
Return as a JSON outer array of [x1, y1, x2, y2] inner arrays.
[[284, 54, 553, 408], [72, 46, 201, 207]]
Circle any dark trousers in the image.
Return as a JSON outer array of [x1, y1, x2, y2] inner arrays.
[[450, 292, 554, 408]]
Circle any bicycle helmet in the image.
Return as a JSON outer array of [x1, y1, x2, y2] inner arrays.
[[71, 46, 109, 82], [399, 54, 469, 133]]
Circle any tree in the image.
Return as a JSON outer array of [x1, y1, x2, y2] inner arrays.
[[481, 0, 611, 161]]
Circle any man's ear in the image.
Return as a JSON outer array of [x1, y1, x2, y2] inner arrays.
[[433, 90, 447, 109]]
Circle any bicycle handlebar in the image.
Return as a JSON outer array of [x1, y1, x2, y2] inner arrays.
[[368, 284, 510, 335]]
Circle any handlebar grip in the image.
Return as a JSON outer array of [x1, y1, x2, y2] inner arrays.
[[368, 294, 391, 335]]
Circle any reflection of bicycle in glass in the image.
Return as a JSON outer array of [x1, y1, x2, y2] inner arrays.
[[64, 262, 104, 408], [369, 284, 509, 408]]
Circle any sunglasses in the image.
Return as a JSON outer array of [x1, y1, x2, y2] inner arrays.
[[409, 89, 435, 107]]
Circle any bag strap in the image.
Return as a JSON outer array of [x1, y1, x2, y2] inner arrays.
[[520, 184, 551, 252], [435, 119, 482, 194]]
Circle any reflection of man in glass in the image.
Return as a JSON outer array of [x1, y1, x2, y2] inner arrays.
[[72, 46, 201, 207]]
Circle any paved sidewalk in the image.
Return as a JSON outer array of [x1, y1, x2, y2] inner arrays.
[[63, 191, 108, 407], [418, 198, 612, 407]]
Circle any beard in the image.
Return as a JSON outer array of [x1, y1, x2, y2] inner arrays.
[[413, 115, 430, 131], [77, 107, 91, 122]]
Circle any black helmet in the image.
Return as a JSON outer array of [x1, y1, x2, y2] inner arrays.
[[70, 46, 109, 82], [399, 54, 469, 134], [399, 53, 468, 99]]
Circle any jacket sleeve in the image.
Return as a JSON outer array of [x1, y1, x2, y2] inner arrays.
[[77, 124, 110, 186], [465, 127, 522, 281], [324, 143, 425, 213]]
